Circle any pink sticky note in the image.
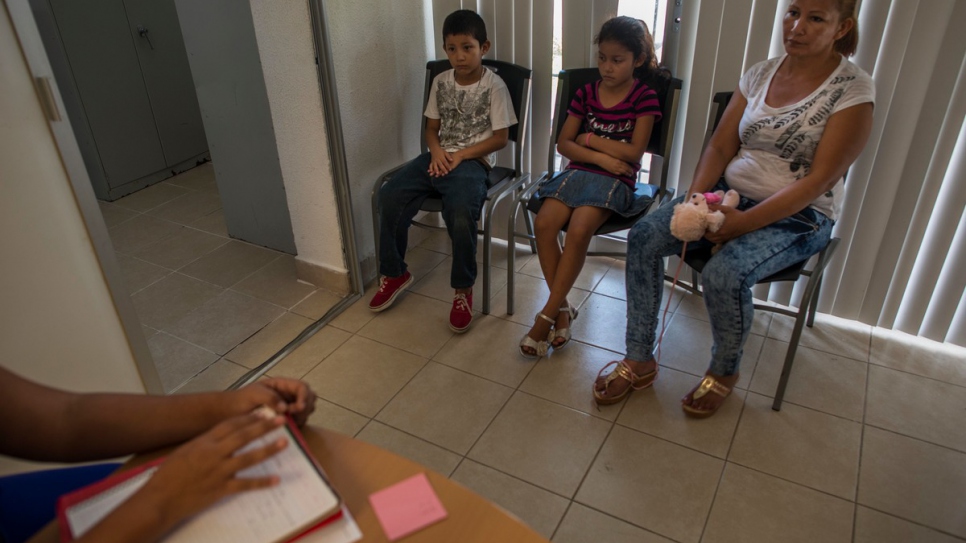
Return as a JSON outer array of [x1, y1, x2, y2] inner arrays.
[[369, 473, 448, 541]]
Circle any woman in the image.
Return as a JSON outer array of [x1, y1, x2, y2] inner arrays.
[[593, 0, 874, 417]]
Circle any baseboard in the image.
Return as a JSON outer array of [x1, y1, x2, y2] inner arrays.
[[294, 257, 350, 295]]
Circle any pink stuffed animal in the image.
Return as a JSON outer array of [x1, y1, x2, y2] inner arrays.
[[669, 189, 739, 251]]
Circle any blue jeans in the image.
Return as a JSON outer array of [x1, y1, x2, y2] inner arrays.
[[625, 183, 833, 376], [378, 152, 488, 289]]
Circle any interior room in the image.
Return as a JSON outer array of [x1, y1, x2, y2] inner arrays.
[[2, 0, 965, 542]]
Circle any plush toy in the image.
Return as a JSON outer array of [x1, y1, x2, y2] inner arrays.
[[670, 189, 739, 252]]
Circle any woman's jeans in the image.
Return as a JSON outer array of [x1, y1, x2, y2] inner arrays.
[[378, 152, 488, 289], [625, 186, 833, 376]]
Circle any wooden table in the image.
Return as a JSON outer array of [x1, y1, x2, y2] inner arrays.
[[28, 426, 550, 543]]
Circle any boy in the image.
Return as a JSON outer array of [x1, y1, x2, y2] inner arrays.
[[371, 9, 517, 333]]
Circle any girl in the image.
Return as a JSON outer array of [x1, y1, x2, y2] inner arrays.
[[520, 16, 666, 357]]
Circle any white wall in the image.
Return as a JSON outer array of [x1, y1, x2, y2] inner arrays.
[[326, 0, 433, 280], [249, 0, 346, 283], [1, 4, 146, 473]]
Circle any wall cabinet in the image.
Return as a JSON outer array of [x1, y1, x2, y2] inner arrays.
[[32, 0, 208, 200]]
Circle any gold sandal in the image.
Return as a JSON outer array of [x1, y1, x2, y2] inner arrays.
[[519, 312, 554, 359], [592, 360, 658, 405], [681, 375, 734, 418]]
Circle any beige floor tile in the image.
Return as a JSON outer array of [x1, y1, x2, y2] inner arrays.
[[866, 364, 966, 453], [769, 312, 871, 362], [165, 162, 218, 192], [416, 228, 453, 255], [870, 327, 966, 388], [409, 256, 509, 306], [749, 338, 867, 421], [450, 459, 569, 539], [356, 421, 461, 477], [468, 392, 610, 497], [327, 288, 377, 333], [569, 292, 638, 354], [434, 314, 536, 387], [357, 294, 455, 359], [654, 314, 764, 390], [854, 506, 964, 543], [267, 325, 352, 379], [575, 425, 723, 543], [728, 392, 861, 499], [488, 273, 592, 328], [109, 214, 183, 254], [552, 503, 675, 543], [166, 290, 284, 355], [400, 246, 449, 280], [553, 502, 672, 543], [377, 362, 512, 454], [517, 254, 615, 293], [301, 335, 427, 417], [224, 312, 314, 369], [141, 325, 158, 342], [232, 255, 318, 309], [478, 238, 536, 272], [179, 241, 280, 288], [174, 358, 248, 393], [112, 182, 190, 212], [593, 259, 627, 300], [305, 398, 369, 437], [190, 209, 229, 237], [147, 332, 220, 392], [290, 289, 344, 321], [98, 201, 139, 228], [130, 227, 229, 271], [859, 426, 966, 539], [617, 366, 746, 459], [131, 272, 223, 330], [672, 289, 772, 336], [519, 341, 627, 420], [146, 192, 222, 226], [115, 253, 170, 294], [702, 463, 854, 543]]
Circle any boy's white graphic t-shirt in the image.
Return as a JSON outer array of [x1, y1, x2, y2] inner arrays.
[[725, 54, 874, 220], [424, 67, 517, 167]]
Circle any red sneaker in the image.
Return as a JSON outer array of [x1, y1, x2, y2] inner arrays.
[[369, 271, 413, 312], [449, 290, 473, 333]]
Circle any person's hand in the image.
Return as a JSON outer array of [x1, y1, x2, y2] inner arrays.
[[139, 413, 288, 533], [705, 205, 750, 243], [231, 378, 316, 426], [598, 155, 634, 177], [428, 149, 451, 177], [444, 150, 465, 171]]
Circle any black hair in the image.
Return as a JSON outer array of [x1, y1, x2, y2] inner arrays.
[[442, 9, 487, 45], [594, 16, 669, 86]]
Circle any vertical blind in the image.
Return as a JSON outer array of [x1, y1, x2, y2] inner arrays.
[[431, 0, 966, 347]]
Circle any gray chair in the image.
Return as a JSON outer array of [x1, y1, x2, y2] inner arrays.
[[505, 68, 683, 315], [676, 91, 842, 411], [371, 59, 532, 315]]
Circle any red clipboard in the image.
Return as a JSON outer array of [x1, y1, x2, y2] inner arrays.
[[56, 416, 342, 542]]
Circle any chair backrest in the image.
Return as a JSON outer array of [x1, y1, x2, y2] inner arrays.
[[703, 91, 733, 147], [548, 68, 682, 197], [420, 59, 533, 174]]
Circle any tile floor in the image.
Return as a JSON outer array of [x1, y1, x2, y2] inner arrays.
[[102, 163, 344, 393], [106, 165, 966, 543]]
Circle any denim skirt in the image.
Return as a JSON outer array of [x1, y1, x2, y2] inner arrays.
[[536, 169, 651, 217]]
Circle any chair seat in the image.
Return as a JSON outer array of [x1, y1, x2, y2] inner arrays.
[[524, 177, 658, 234], [684, 245, 812, 284], [419, 166, 515, 212]]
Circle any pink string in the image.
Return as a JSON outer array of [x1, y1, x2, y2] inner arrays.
[[655, 240, 689, 364]]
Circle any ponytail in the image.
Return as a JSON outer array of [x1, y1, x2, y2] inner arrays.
[[832, 0, 860, 56]]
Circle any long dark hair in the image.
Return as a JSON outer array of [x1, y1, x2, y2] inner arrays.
[[594, 16, 669, 86]]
